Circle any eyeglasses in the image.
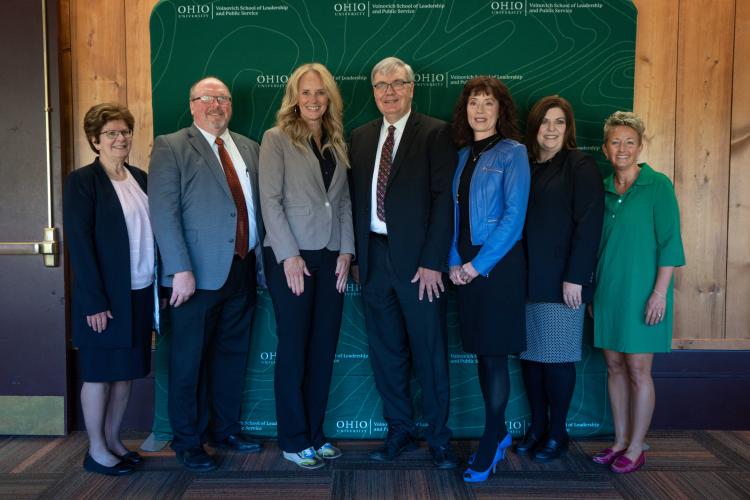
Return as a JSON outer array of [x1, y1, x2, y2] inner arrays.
[[191, 95, 232, 104], [99, 129, 133, 140], [372, 80, 412, 93]]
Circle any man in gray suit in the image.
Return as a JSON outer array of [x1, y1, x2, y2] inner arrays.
[[149, 76, 264, 472]]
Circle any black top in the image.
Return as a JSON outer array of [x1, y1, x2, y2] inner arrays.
[[458, 134, 501, 261], [524, 148, 604, 303], [310, 131, 336, 192]]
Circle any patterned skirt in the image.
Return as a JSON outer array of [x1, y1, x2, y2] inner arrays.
[[519, 302, 584, 363]]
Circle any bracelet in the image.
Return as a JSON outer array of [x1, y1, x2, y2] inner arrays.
[[652, 289, 666, 298]]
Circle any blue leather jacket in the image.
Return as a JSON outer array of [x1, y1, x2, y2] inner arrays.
[[448, 139, 530, 276]]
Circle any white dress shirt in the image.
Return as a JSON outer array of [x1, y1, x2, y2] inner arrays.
[[370, 110, 411, 234], [196, 125, 258, 249]]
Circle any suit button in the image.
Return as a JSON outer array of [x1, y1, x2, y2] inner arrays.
[[229, 238, 235, 243], [230, 212, 236, 217], [325, 202, 330, 207]]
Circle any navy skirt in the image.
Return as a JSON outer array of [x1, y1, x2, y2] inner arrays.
[[78, 285, 153, 382]]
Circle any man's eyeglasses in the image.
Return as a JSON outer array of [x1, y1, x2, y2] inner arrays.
[[372, 80, 412, 93], [99, 129, 133, 140], [191, 95, 232, 104]]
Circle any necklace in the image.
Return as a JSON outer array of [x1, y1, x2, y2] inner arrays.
[[471, 136, 501, 162]]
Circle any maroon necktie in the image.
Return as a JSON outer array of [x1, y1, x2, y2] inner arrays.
[[376, 125, 396, 222], [215, 137, 249, 259]]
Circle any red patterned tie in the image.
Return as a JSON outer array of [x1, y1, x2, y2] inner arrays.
[[376, 125, 396, 222], [215, 137, 249, 259]]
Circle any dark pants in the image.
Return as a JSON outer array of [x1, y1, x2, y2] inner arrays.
[[362, 233, 452, 447], [168, 254, 256, 452], [264, 247, 344, 453]]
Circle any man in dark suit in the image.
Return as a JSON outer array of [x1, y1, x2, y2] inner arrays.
[[149, 77, 264, 472], [349, 57, 457, 468]]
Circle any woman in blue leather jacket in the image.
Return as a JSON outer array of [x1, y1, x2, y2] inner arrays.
[[448, 77, 530, 482]]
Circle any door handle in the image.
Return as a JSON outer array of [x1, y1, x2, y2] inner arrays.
[[0, 227, 59, 267]]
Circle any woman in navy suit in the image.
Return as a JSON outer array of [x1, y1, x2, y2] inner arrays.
[[448, 77, 530, 482], [63, 103, 154, 476], [517, 95, 604, 461]]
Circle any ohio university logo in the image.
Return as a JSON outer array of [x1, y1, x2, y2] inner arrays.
[[176, 3, 211, 19], [491, 1, 525, 15], [259, 351, 277, 365], [256, 74, 289, 88], [414, 72, 446, 88], [336, 420, 369, 434], [333, 2, 367, 16]]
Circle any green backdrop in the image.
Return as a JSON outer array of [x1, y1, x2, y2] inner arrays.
[[149, 0, 636, 441]]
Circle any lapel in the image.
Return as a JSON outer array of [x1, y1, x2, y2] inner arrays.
[[92, 158, 128, 232], [387, 111, 419, 191], [188, 124, 233, 200], [125, 164, 147, 193]]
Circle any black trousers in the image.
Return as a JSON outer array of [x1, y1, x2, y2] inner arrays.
[[168, 254, 256, 452], [362, 234, 452, 447], [264, 247, 344, 453]]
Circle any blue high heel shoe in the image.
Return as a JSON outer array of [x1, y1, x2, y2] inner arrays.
[[464, 433, 512, 483], [467, 433, 512, 466]]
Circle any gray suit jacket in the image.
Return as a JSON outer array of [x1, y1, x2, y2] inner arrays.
[[259, 126, 354, 263], [149, 124, 263, 290]]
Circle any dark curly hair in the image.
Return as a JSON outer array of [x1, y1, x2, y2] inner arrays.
[[452, 76, 519, 147]]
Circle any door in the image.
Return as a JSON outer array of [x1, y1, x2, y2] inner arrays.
[[0, 0, 67, 435]]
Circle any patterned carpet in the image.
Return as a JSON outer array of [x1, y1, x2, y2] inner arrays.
[[1, 431, 749, 499]]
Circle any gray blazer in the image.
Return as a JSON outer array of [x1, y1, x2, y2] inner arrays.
[[149, 124, 263, 290], [259, 126, 354, 263]]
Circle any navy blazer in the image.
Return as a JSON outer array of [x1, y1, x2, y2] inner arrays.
[[63, 159, 148, 349], [524, 148, 604, 303]]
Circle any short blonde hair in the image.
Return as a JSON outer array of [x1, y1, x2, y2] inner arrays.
[[275, 63, 348, 167], [603, 111, 645, 144]]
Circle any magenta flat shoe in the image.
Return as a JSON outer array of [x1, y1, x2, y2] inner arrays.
[[592, 447, 626, 465], [611, 452, 645, 473]]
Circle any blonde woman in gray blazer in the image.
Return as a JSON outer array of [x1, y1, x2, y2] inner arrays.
[[259, 63, 354, 469]]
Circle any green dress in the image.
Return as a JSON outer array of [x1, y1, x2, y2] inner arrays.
[[593, 163, 685, 353]]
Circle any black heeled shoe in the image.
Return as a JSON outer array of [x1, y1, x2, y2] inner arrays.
[[533, 436, 569, 462], [514, 431, 542, 456], [83, 453, 134, 476]]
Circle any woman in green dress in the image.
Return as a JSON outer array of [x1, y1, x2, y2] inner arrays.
[[591, 111, 685, 474]]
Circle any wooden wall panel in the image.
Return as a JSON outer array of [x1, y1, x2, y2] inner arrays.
[[61, 0, 750, 349], [125, 0, 158, 170], [726, 0, 750, 342], [70, 0, 126, 169], [632, 0, 678, 180], [673, 0, 734, 344]]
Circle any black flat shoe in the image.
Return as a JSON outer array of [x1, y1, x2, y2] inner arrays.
[[176, 447, 217, 472], [429, 443, 458, 469], [118, 451, 143, 465], [514, 431, 542, 456], [83, 453, 134, 476], [533, 437, 569, 462]]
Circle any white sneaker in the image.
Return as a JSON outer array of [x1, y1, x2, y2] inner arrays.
[[316, 442, 342, 459], [282, 447, 325, 469]]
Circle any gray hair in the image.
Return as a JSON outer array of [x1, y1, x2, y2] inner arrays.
[[603, 110, 645, 143], [370, 57, 415, 83]]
